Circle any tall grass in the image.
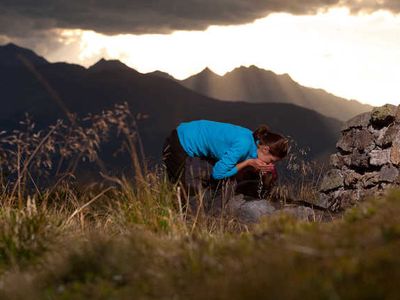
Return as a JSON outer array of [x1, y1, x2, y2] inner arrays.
[[0, 105, 399, 299], [0, 188, 399, 299]]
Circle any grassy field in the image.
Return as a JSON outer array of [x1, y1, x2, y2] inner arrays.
[[0, 174, 399, 300], [1, 107, 399, 299]]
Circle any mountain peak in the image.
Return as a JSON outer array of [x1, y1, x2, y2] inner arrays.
[[89, 58, 133, 72], [200, 67, 219, 76], [280, 72, 294, 81], [0, 42, 49, 67], [195, 67, 220, 79], [4, 42, 19, 49], [230, 65, 268, 74], [147, 70, 177, 81], [182, 67, 220, 81], [245, 65, 261, 70]]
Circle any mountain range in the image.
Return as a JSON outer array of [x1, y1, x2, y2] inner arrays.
[[0, 43, 346, 171], [162, 66, 372, 122]]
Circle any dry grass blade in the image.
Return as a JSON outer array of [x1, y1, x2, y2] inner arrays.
[[64, 186, 114, 226], [10, 124, 60, 201]]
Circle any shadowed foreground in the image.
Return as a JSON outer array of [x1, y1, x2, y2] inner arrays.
[[0, 179, 399, 299], [0, 106, 399, 299]]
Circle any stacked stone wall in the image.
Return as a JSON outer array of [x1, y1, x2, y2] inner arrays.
[[319, 104, 400, 211]]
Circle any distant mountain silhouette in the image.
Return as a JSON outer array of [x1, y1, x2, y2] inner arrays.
[[0, 43, 49, 67], [89, 58, 134, 73], [0, 43, 342, 170], [146, 70, 177, 81], [180, 65, 372, 121]]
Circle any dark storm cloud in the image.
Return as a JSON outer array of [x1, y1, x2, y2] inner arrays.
[[346, 0, 400, 14], [0, 0, 398, 38], [0, 0, 343, 37]]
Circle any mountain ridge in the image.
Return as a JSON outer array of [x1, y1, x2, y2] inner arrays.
[[0, 43, 342, 164], [180, 64, 372, 121], [0, 43, 49, 67]]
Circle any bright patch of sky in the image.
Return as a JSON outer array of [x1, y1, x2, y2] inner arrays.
[[43, 8, 400, 106]]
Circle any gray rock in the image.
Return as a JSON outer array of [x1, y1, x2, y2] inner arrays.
[[395, 105, 400, 123], [371, 104, 397, 127], [390, 140, 400, 166], [328, 188, 347, 212], [225, 193, 246, 211], [362, 172, 381, 188], [381, 124, 400, 147], [329, 153, 341, 168], [343, 169, 362, 187], [371, 126, 388, 147], [225, 195, 324, 223], [379, 164, 399, 182], [348, 151, 370, 168], [319, 169, 344, 192], [354, 130, 375, 152], [336, 129, 374, 153], [316, 192, 331, 209], [338, 190, 361, 210], [282, 206, 316, 221], [341, 111, 371, 132], [369, 149, 391, 166], [234, 200, 276, 223], [321, 105, 400, 212], [330, 153, 350, 168], [359, 185, 382, 200], [336, 131, 354, 153], [380, 182, 400, 191]]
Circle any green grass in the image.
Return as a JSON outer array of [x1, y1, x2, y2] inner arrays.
[[0, 172, 399, 299], [0, 108, 398, 299]]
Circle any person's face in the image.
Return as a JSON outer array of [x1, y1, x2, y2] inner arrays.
[[257, 145, 281, 164]]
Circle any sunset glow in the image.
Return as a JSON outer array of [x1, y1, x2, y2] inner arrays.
[[16, 8, 400, 107]]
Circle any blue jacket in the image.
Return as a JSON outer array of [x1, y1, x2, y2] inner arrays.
[[177, 120, 258, 180]]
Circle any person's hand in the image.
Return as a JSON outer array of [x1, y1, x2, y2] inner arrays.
[[261, 164, 277, 180], [247, 158, 275, 173]]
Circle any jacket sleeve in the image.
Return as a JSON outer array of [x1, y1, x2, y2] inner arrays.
[[211, 141, 248, 180]]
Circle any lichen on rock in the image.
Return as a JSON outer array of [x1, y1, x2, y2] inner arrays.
[[371, 104, 397, 127]]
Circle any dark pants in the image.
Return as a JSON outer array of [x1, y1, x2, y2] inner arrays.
[[162, 129, 275, 200], [162, 129, 236, 205], [162, 129, 188, 186]]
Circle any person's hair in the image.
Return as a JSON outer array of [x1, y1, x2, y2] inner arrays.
[[253, 125, 289, 159]]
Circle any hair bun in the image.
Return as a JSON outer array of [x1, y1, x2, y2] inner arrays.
[[253, 124, 270, 141], [252, 124, 288, 158]]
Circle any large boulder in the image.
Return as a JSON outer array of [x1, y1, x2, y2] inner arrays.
[[226, 194, 277, 223], [201, 193, 319, 224]]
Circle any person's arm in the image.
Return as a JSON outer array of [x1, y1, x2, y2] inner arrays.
[[211, 142, 248, 180], [236, 160, 251, 173], [211, 146, 274, 179]]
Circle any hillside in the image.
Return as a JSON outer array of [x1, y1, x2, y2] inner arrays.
[[0, 43, 341, 164], [180, 65, 372, 121]]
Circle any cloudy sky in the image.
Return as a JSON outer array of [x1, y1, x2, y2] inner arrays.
[[1, 0, 399, 106]]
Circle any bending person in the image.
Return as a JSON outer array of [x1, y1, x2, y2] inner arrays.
[[162, 119, 288, 199]]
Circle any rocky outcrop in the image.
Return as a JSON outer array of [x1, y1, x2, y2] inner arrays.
[[225, 194, 316, 223], [318, 104, 400, 211], [189, 191, 317, 223]]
